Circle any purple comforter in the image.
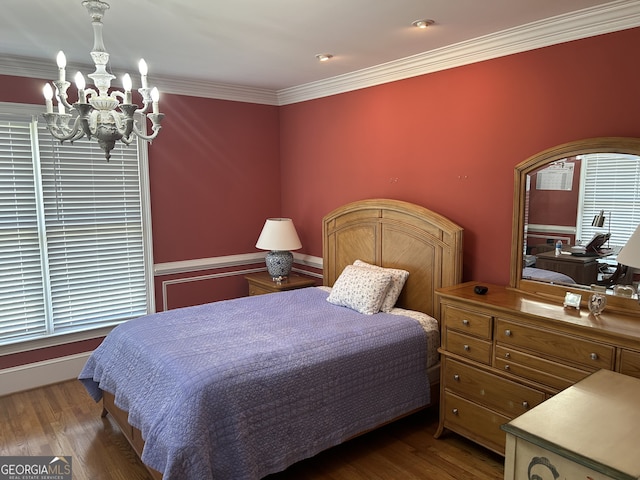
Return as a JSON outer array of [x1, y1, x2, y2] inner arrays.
[[79, 287, 430, 479]]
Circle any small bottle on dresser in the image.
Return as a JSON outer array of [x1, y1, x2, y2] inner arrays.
[[555, 240, 562, 256]]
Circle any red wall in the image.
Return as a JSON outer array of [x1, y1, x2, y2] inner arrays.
[[2, 27, 640, 369], [526, 158, 582, 249], [279, 28, 640, 284], [528, 158, 581, 229], [147, 94, 281, 263]]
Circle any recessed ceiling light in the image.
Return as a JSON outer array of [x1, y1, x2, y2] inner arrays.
[[315, 53, 333, 62], [412, 19, 434, 29]]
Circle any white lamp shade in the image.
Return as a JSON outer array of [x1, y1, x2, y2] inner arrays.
[[617, 224, 640, 269], [255, 218, 302, 251]]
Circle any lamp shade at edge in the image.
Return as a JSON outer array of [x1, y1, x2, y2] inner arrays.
[[617, 224, 640, 269]]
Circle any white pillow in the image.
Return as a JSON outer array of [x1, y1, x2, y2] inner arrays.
[[326, 265, 393, 315], [353, 260, 409, 312]]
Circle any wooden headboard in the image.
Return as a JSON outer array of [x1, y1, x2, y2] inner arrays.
[[322, 199, 463, 320]]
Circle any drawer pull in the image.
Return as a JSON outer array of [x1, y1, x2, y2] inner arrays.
[[505, 329, 512, 337], [504, 352, 511, 359], [452, 408, 459, 415], [453, 374, 460, 381], [462, 319, 470, 326], [522, 401, 530, 409], [504, 364, 510, 371], [463, 344, 470, 351], [590, 352, 599, 361]]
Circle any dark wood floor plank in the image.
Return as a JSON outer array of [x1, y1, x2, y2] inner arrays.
[[0, 380, 504, 479]]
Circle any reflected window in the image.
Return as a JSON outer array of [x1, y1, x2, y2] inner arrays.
[[578, 153, 640, 249]]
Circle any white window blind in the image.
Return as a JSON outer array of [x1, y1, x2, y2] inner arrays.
[[578, 153, 640, 249], [0, 118, 47, 342], [0, 106, 153, 347]]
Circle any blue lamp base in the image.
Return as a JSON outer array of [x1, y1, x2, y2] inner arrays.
[[265, 250, 293, 280]]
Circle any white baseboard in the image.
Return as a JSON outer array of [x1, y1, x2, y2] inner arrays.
[[0, 352, 91, 397]]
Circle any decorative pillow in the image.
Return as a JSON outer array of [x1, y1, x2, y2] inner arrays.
[[353, 260, 409, 312], [326, 265, 393, 315]]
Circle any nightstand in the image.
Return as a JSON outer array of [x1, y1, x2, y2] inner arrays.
[[245, 271, 316, 296]]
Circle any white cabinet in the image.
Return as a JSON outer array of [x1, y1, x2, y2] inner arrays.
[[503, 370, 640, 480]]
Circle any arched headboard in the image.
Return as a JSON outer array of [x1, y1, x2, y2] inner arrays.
[[322, 199, 463, 319]]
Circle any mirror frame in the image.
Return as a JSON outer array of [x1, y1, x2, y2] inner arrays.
[[510, 136, 640, 315]]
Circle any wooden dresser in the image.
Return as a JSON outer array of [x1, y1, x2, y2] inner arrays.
[[435, 281, 640, 455]]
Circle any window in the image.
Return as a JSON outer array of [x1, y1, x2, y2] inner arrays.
[[0, 103, 154, 347], [577, 153, 640, 250]]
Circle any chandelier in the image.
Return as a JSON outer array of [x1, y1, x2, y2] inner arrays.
[[41, 0, 164, 161]]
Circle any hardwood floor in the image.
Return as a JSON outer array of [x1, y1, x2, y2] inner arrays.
[[0, 380, 504, 479]]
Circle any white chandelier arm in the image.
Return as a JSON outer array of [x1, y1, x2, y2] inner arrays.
[[135, 87, 152, 114], [108, 109, 135, 141], [53, 80, 73, 109], [120, 133, 136, 146], [88, 109, 99, 135], [42, 113, 86, 143], [128, 113, 164, 142], [110, 90, 126, 103], [83, 87, 98, 102]]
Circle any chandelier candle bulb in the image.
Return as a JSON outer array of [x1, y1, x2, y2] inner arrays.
[[151, 87, 159, 114], [122, 74, 132, 104], [56, 51, 66, 82], [74, 72, 86, 103], [43, 84, 54, 113], [139, 59, 148, 88]]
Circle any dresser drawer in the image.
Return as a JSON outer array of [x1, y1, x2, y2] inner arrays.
[[442, 391, 509, 455], [619, 349, 640, 379], [443, 358, 545, 417], [443, 305, 492, 339], [248, 284, 273, 296], [494, 345, 591, 392], [446, 330, 492, 364], [495, 318, 614, 371]]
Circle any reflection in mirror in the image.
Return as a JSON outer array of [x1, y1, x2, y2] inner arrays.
[[511, 137, 640, 314], [524, 153, 640, 286]]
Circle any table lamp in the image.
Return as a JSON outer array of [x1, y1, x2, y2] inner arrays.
[[256, 218, 302, 281], [615, 223, 640, 302]]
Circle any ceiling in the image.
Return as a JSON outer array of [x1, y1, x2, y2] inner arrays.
[[1, 0, 639, 104]]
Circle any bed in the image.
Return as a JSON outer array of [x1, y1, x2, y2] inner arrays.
[[79, 198, 463, 480], [522, 266, 577, 284]]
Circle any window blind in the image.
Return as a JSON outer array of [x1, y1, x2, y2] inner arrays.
[[578, 153, 640, 249], [0, 108, 152, 346], [0, 119, 47, 342]]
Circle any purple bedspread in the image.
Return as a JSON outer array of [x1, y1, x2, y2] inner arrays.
[[79, 287, 430, 480]]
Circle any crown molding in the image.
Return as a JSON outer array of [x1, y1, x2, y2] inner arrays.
[[277, 0, 640, 105], [0, 54, 280, 106], [1, 0, 638, 106]]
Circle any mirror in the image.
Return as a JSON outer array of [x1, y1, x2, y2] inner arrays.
[[510, 137, 640, 314]]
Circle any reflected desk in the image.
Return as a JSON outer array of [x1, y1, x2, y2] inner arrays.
[[535, 250, 599, 285]]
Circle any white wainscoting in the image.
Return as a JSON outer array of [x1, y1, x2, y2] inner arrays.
[[156, 252, 323, 311]]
